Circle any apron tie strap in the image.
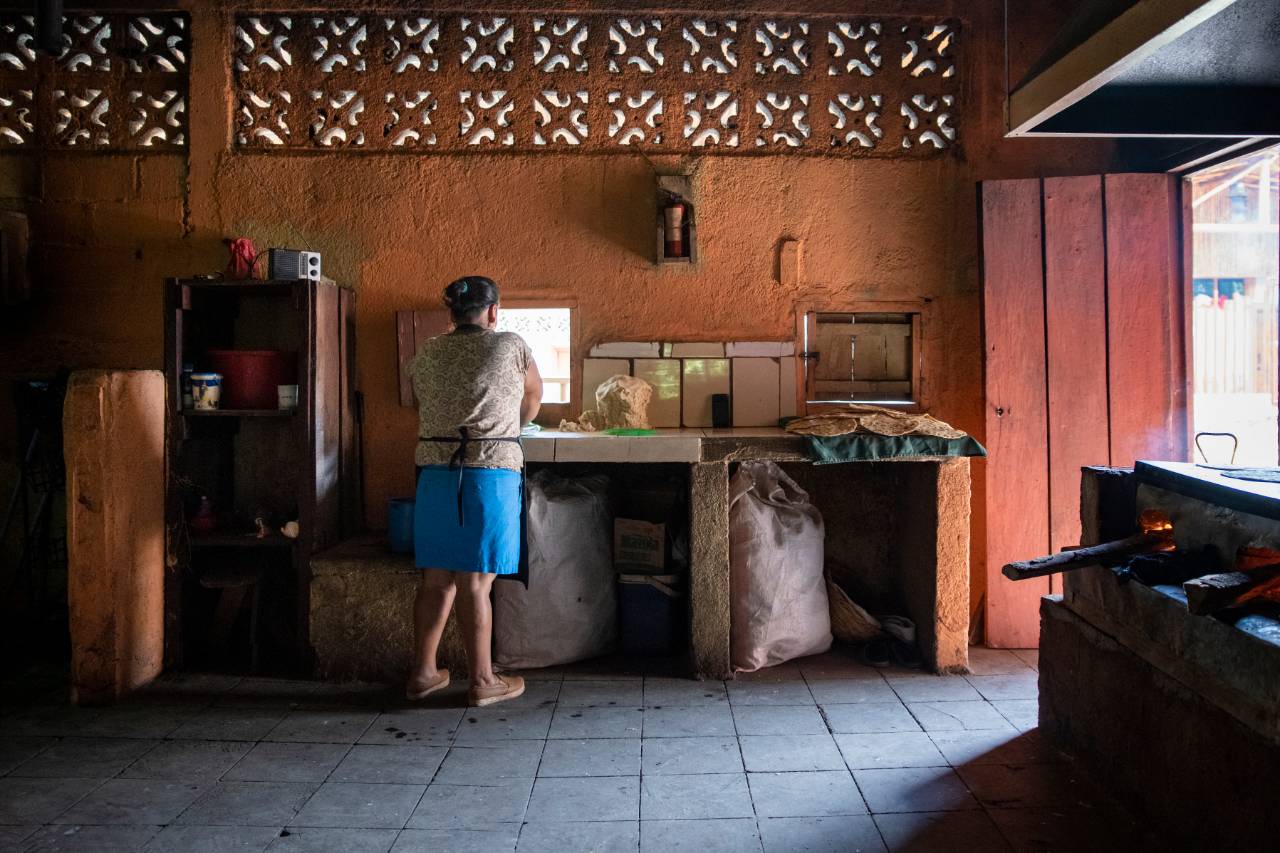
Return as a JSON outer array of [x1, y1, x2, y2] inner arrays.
[[419, 428, 523, 526], [451, 427, 469, 525]]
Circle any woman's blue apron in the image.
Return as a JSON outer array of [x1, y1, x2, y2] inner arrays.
[[415, 427, 529, 586]]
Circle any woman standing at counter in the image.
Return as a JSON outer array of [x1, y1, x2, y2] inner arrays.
[[405, 275, 542, 707]]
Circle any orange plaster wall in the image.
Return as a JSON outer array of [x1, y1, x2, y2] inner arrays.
[[0, 1, 1128, 622]]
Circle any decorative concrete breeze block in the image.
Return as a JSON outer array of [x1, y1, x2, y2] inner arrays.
[[64, 369, 166, 704]]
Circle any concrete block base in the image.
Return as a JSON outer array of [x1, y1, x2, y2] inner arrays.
[[310, 537, 465, 682], [1040, 596, 1280, 849], [64, 369, 166, 705]]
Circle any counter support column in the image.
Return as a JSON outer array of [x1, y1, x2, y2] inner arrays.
[[690, 461, 732, 679]]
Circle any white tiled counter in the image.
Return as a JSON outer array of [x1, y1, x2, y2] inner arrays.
[[515, 427, 972, 680], [522, 428, 704, 463], [312, 430, 971, 681], [522, 427, 816, 464]]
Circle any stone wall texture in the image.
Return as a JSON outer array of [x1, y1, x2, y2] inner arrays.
[[0, 1, 1127, 620]]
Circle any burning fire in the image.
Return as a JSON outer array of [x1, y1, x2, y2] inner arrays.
[[1138, 510, 1176, 551], [1236, 546, 1280, 571]]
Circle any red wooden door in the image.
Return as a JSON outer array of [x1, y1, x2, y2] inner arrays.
[[981, 180, 1051, 650], [981, 174, 1188, 648], [396, 309, 451, 407]]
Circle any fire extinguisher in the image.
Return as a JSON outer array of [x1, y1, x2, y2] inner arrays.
[[663, 201, 686, 259]]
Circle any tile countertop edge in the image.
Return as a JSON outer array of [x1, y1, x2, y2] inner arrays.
[[522, 428, 807, 464], [522, 429, 973, 465]]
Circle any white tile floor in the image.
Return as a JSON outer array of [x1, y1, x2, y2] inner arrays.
[[0, 647, 1162, 852]]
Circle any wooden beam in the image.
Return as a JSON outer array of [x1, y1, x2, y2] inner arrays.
[[1008, 0, 1240, 137]]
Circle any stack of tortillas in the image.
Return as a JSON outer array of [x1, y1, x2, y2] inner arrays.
[[785, 404, 966, 439]]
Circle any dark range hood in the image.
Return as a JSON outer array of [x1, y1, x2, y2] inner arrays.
[[1008, 0, 1280, 163]]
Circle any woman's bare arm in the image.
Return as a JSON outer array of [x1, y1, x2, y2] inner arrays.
[[521, 359, 543, 426]]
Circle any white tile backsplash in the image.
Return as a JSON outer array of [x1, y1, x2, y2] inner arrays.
[[582, 358, 630, 408], [726, 341, 796, 358], [779, 356, 798, 419], [633, 358, 682, 428], [589, 342, 662, 358], [732, 357, 781, 427], [681, 359, 731, 427], [579, 343, 800, 428], [668, 342, 726, 358]]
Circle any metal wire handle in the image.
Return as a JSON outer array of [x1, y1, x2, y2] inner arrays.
[[1194, 431, 1239, 466]]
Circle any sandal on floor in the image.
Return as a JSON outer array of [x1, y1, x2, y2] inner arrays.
[[890, 639, 924, 669], [470, 674, 526, 708], [406, 670, 451, 701], [859, 637, 893, 668]]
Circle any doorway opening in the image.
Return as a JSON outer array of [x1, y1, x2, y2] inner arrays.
[[1189, 146, 1280, 467]]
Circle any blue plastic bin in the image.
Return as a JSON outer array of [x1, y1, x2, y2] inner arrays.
[[618, 574, 685, 656], [387, 498, 415, 554]]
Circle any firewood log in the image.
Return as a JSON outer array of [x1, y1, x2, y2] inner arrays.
[[1184, 564, 1280, 615], [1001, 530, 1172, 581]]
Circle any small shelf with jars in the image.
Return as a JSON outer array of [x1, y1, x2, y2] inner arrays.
[[163, 275, 359, 673]]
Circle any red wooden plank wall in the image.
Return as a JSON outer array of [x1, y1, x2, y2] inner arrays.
[[1105, 174, 1190, 466], [982, 179, 1052, 649], [981, 173, 1186, 648], [1044, 177, 1110, 567]]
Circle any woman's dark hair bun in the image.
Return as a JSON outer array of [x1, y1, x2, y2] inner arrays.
[[443, 275, 500, 321]]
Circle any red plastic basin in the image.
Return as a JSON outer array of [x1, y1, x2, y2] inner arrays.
[[207, 350, 297, 410]]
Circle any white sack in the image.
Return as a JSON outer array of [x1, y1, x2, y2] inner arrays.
[[729, 461, 832, 672], [494, 471, 616, 669]]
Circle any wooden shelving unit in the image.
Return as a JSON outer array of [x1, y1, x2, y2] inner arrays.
[[189, 532, 298, 550], [164, 277, 359, 672]]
